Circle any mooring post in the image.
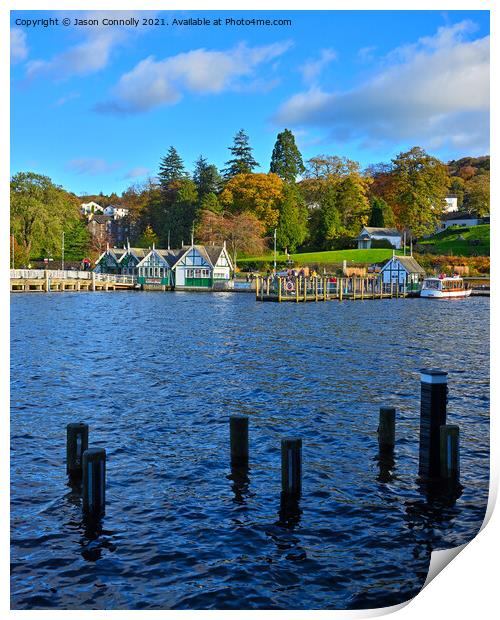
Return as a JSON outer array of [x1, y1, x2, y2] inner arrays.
[[378, 407, 396, 452], [339, 278, 343, 301], [296, 278, 300, 303], [230, 416, 249, 467], [440, 424, 460, 482], [66, 422, 89, 480], [91, 271, 96, 292], [278, 277, 282, 302], [281, 438, 302, 496], [419, 369, 448, 479], [82, 448, 106, 517], [255, 276, 260, 299], [315, 277, 319, 302], [44, 271, 50, 292], [304, 277, 308, 302]]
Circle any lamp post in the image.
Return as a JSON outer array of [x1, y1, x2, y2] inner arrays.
[[11, 234, 14, 269], [61, 231, 65, 272], [273, 228, 277, 274]]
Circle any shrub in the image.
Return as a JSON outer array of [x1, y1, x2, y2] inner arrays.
[[370, 238, 395, 249]]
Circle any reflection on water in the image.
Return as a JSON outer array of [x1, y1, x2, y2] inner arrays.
[[10, 292, 489, 609]]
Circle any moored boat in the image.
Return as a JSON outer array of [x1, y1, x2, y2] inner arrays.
[[420, 275, 472, 298]]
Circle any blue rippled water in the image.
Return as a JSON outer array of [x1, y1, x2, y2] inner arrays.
[[10, 292, 489, 609]]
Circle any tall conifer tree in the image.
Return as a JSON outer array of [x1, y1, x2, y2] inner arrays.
[[223, 129, 260, 179], [270, 129, 305, 182]]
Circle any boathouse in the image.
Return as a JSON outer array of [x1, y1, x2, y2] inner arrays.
[[94, 247, 126, 273], [356, 227, 402, 249], [171, 243, 233, 289], [118, 246, 149, 275], [136, 247, 176, 288], [380, 255, 426, 292]]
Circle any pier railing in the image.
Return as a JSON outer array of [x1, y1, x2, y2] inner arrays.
[[256, 275, 409, 302], [10, 269, 136, 284]]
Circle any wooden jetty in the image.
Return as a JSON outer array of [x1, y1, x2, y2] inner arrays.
[[255, 275, 409, 302], [10, 269, 136, 293]]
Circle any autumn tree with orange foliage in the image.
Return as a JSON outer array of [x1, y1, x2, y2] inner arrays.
[[220, 173, 284, 229], [196, 210, 266, 269]]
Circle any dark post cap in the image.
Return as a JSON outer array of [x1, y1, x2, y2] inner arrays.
[[83, 448, 106, 460], [420, 369, 448, 376]]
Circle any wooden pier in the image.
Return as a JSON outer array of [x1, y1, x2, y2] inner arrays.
[[255, 275, 409, 302], [10, 269, 136, 293]]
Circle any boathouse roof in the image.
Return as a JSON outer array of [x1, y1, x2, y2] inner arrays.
[[382, 256, 426, 274], [362, 227, 401, 237]]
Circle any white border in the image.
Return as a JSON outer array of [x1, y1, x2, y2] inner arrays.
[[3, 1, 496, 618]]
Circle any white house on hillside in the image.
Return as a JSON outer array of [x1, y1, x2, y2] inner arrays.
[[81, 201, 104, 216], [444, 195, 459, 213], [356, 227, 402, 249], [103, 205, 130, 219]]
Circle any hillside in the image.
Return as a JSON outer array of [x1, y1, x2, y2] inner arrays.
[[417, 224, 490, 256]]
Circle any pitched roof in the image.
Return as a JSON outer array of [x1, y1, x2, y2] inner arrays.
[[90, 214, 113, 225], [382, 255, 426, 274], [206, 245, 224, 265], [441, 211, 479, 221], [362, 227, 401, 237]]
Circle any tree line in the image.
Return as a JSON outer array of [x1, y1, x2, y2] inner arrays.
[[10, 129, 490, 267]]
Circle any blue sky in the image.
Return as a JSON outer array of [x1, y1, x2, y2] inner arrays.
[[11, 10, 489, 196]]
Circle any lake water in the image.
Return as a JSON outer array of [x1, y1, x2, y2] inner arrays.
[[10, 292, 490, 610]]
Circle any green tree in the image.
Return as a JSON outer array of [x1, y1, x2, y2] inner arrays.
[[200, 191, 222, 214], [269, 128, 305, 182], [223, 129, 260, 179], [158, 147, 187, 189], [163, 179, 199, 246], [368, 196, 395, 228], [137, 224, 159, 248], [63, 218, 92, 261], [193, 156, 222, 198], [464, 174, 490, 216], [448, 176, 466, 208], [391, 147, 450, 237], [276, 184, 308, 252], [10, 171, 81, 263]]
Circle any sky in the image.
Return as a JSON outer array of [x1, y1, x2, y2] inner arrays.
[[10, 9, 490, 196]]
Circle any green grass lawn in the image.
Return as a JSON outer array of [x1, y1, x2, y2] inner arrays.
[[239, 248, 401, 266], [417, 224, 490, 256]]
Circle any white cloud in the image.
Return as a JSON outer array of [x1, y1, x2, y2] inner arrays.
[[25, 11, 149, 81], [275, 22, 489, 154], [26, 30, 125, 80], [67, 158, 120, 175], [11, 28, 28, 62], [124, 166, 150, 179], [299, 48, 337, 84], [96, 40, 293, 115]]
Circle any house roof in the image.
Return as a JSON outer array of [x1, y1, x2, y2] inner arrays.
[[362, 227, 401, 237], [382, 255, 426, 274], [90, 214, 113, 224], [441, 211, 478, 221]]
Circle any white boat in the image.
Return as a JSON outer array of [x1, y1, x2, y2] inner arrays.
[[420, 275, 472, 298]]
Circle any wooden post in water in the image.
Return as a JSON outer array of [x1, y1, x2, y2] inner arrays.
[[315, 277, 319, 302], [44, 271, 50, 292], [255, 276, 260, 299], [419, 369, 448, 479], [380, 277, 383, 299], [66, 422, 89, 480], [323, 278, 327, 301], [339, 278, 343, 301], [278, 277, 282, 302], [440, 424, 460, 482], [230, 416, 249, 467], [91, 272, 96, 291], [82, 448, 106, 517], [296, 278, 300, 303], [281, 438, 302, 496], [304, 277, 307, 302], [378, 408, 396, 452], [361, 277, 365, 300]]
